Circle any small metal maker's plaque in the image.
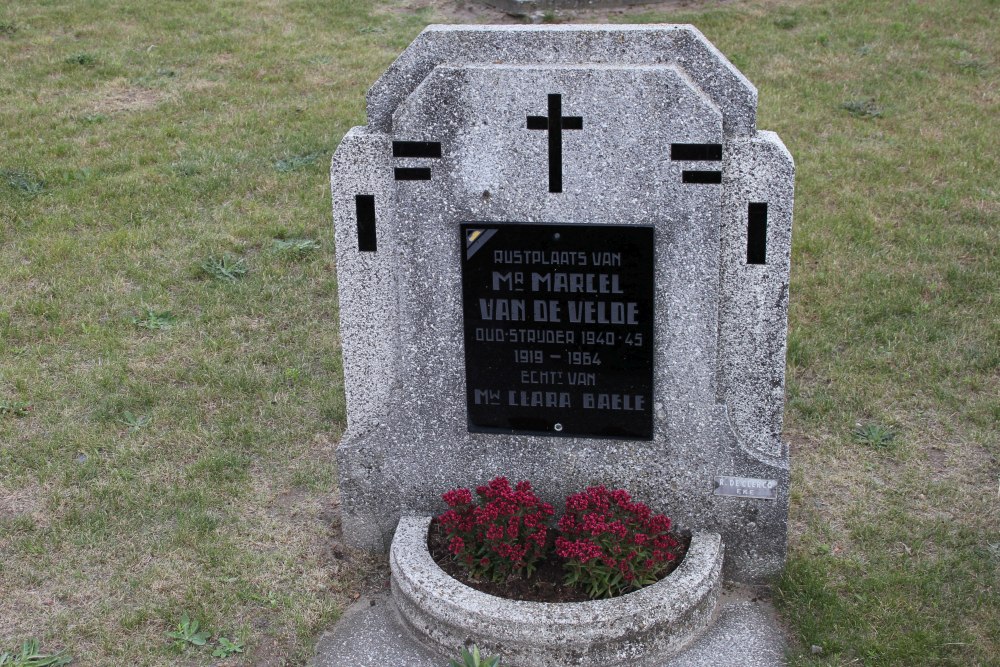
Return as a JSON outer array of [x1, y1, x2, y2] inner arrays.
[[714, 476, 779, 500], [460, 222, 655, 439]]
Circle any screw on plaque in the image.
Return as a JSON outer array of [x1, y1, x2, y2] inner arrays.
[[553, 423, 563, 432]]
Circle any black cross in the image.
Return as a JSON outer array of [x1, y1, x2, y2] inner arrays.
[[527, 94, 583, 193]]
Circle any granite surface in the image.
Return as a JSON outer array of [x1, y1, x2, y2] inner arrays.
[[366, 25, 757, 137]]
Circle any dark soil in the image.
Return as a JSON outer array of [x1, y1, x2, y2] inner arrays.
[[428, 519, 690, 603]]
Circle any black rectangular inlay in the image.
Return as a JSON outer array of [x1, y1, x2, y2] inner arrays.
[[355, 195, 376, 252], [682, 170, 723, 184], [562, 116, 583, 130], [671, 143, 723, 161], [394, 167, 432, 181], [460, 222, 655, 440], [392, 141, 442, 159], [747, 202, 768, 265]]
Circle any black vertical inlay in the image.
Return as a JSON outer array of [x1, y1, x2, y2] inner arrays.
[[747, 202, 768, 264], [548, 94, 563, 193], [355, 195, 376, 252]]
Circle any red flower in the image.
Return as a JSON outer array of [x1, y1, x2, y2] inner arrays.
[[436, 477, 552, 582], [442, 488, 473, 507], [557, 486, 681, 598]]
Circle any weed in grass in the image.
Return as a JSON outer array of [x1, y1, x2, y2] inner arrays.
[[58, 168, 93, 184], [2, 170, 46, 197], [284, 367, 302, 384], [954, 54, 989, 74], [131, 68, 177, 87], [131, 307, 176, 330], [274, 152, 323, 173], [119, 411, 151, 432], [212, 637, 244, 658], [79, 113, 107, 124], [840, 99, 884, 118], [0, 22, 17, 36], [166, 613, 211, 649], [64, 53, 97, 67], [201, 254, 248, 282], [0, 401, 31, 417], [773, 15, 798, 30], [0, 639, 71, 666], [171, 161, 201, 176], [251, 590, 284, 610], [852, 423, 897, 449], [273, 237, 321, 257], [449, 644, 501, 667]]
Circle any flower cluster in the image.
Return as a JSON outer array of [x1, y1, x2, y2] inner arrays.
[[555, 485, 680, 598], [437, 477, 554, 582], [436, 479, 681, 598]]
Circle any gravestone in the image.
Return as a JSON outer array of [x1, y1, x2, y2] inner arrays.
[[330, 24, 793, 584]]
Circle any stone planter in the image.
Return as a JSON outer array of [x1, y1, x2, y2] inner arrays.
[[390, 516, 724, 666]]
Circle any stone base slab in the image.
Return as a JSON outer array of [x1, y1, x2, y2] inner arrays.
[[312, 588, 787, 667]]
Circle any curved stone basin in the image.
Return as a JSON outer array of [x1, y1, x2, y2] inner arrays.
[[390, 515, 724, 666]]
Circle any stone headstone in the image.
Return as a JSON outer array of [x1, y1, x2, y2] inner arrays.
[[330, 24, 794, 584]]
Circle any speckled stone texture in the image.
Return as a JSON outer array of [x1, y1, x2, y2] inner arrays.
[[330, 24, 794, 584], [390, 516, 723, 666]]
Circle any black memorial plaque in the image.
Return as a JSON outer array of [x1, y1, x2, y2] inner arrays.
[[460, 222, 655, 440]]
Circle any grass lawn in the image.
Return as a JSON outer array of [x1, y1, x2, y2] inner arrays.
[[1, 0, 996, 665]]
